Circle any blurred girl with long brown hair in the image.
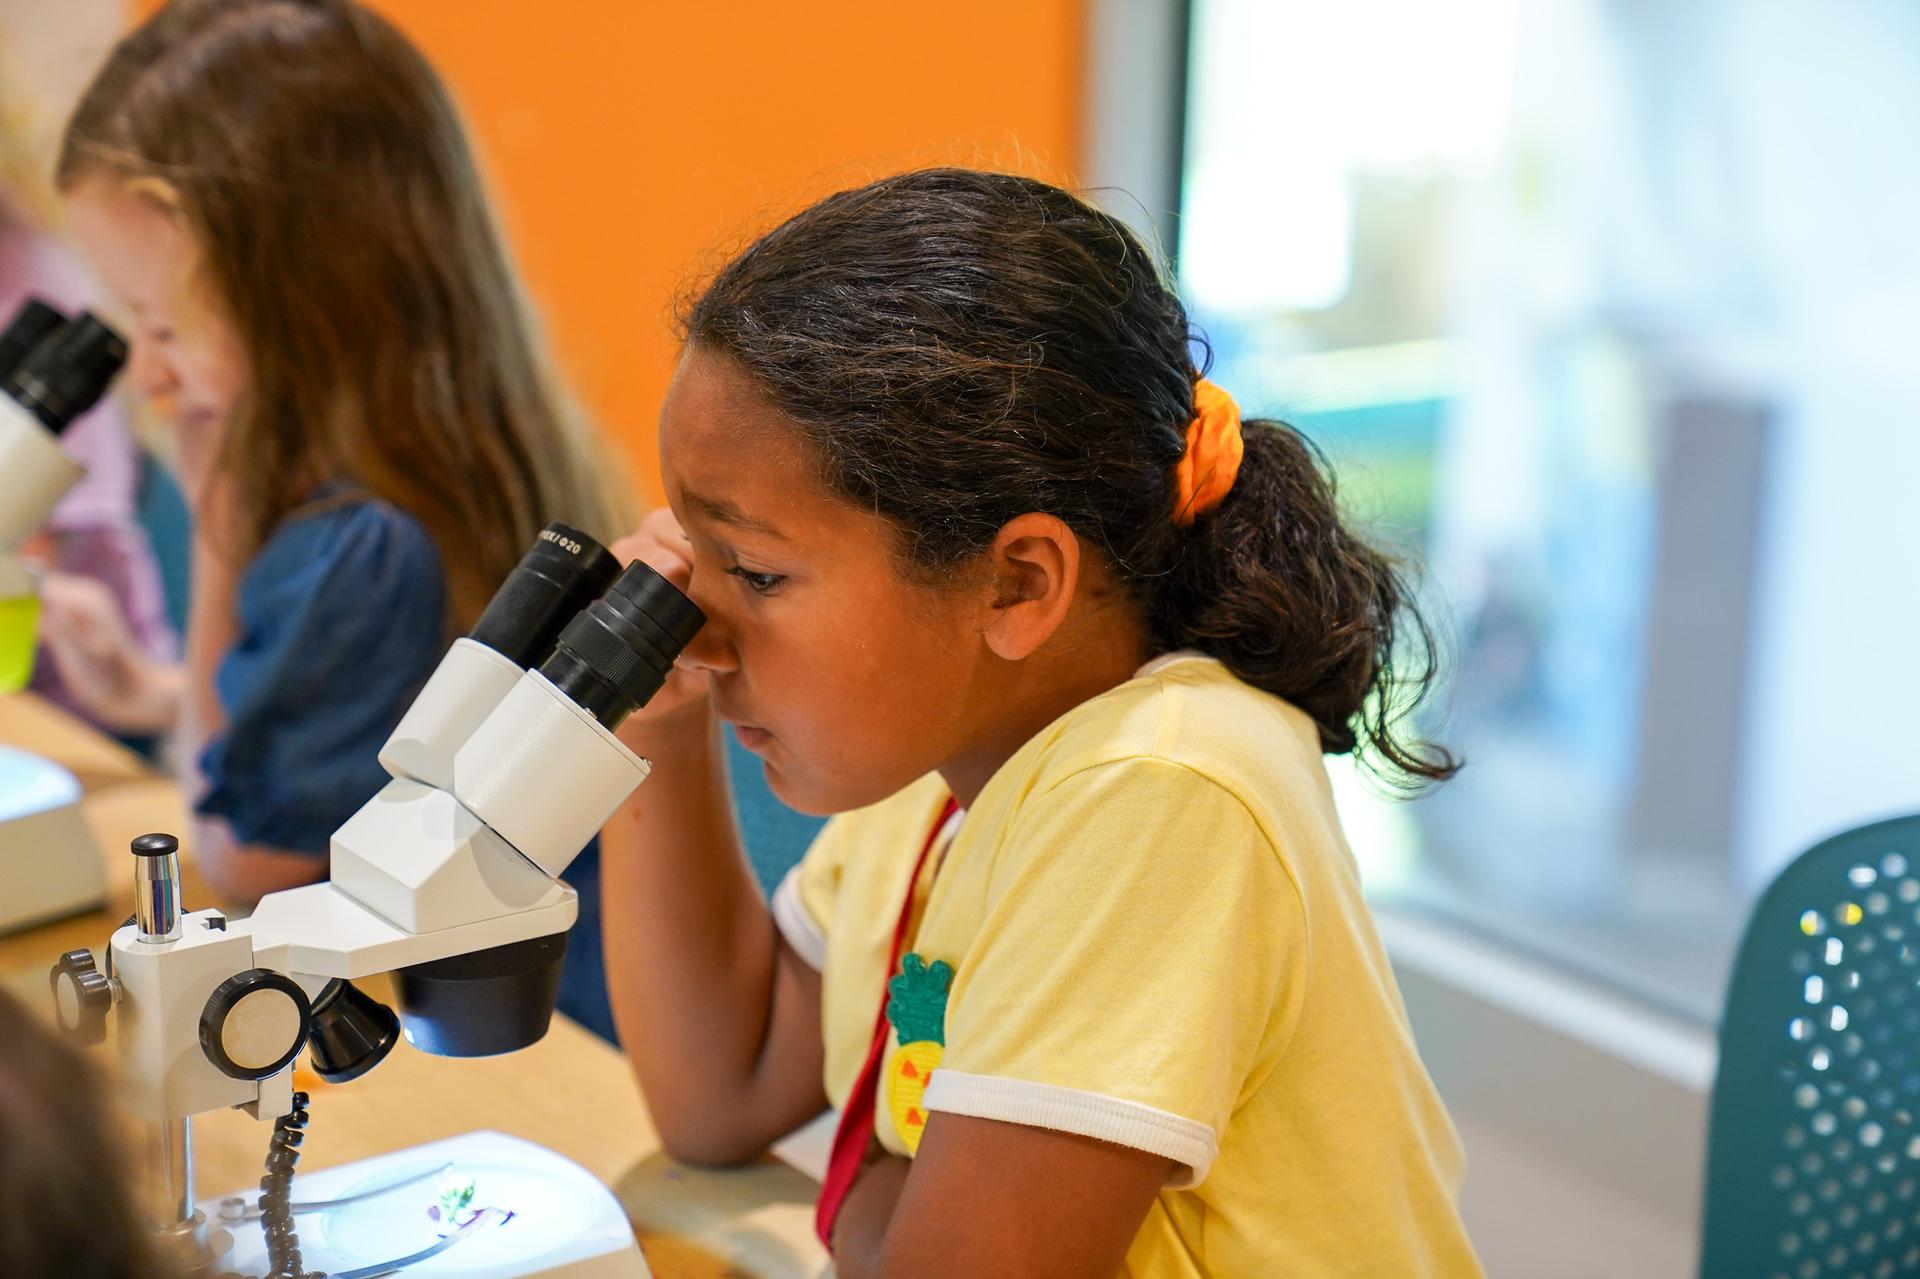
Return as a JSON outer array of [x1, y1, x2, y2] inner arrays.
[[44, 0, 633, 1036]]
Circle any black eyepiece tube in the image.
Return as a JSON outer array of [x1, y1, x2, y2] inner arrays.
[[4, 310, 126, 435], [538, 560, 704, 729], [0, 298, 65, 387], [468, 523, 621, 669]]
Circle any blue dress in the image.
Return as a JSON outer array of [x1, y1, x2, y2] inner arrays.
[[193, 495, 825, 1043], [198, 497, 446, 850]]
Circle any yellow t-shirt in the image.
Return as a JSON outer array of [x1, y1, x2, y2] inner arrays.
[[771, 654, 1483, 1276]]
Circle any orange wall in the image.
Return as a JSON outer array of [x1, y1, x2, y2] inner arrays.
[[117, 2, 1085, 500], [372, 2, 1087, 503]]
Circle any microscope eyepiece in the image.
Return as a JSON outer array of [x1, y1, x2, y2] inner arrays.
[[4, 311, 128, 435], [468, 522, 621, 669], [537, 560, 704, 729], [0, 298, 66, 387]]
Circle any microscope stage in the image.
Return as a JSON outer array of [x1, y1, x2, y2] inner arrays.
[[207, 1129, 650, 1278]]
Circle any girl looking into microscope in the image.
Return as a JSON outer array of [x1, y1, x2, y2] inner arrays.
[[601, 169, 1483, 1276]]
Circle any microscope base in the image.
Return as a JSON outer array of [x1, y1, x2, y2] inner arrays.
[[204, 1130, 650, 1278]]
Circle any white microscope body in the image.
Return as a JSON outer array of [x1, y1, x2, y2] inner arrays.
[[0, 300, 128, 933], [54, 525, 704, 1278], [0, 301, 91, 590]]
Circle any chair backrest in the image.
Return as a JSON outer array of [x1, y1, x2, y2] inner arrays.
[[1702, 814, 1920, 1278], [724, 726, 826, 895]]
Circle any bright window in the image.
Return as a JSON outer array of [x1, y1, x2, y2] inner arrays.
[[1180, 0, 1920, 1022]]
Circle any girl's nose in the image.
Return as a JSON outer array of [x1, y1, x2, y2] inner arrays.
[[676, 580, 739, 675]]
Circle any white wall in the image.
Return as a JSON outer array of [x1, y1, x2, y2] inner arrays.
[[1384, 908, 1713, 1276]]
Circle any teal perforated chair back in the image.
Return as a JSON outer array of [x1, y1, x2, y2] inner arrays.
[[1703, 815, 1920, 1278]]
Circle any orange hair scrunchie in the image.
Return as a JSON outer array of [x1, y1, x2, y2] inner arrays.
[[1171, 378, 1244, 526]]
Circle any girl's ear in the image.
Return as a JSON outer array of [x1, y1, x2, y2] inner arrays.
[[980, 513, 1082, 661]]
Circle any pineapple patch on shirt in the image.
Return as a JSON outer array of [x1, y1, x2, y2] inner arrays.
[[884, 952, 953, 1154]]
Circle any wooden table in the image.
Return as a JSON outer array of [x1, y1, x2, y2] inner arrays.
[[0, 692, 827, 1279]]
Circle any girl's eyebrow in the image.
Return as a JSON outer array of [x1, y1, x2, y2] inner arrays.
[[685, 490, 790, 542]]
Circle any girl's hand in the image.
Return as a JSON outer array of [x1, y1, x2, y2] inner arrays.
[[609, 507, 713, 740], [35, 571, 184, 733]]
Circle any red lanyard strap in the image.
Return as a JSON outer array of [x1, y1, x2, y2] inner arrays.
[[814, 795, 959, 1250]]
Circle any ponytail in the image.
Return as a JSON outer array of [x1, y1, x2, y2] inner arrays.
[[1150, 418, 1459, 790]]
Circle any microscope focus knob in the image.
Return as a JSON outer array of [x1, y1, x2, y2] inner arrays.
[[199, 969, 312, 1082], [49, 949, 113, 1046]]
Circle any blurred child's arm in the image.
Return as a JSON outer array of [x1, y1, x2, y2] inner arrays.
[[183, 815, 331, 899], [601, 513, 829, 1164], [834, 1116, 1171, 1278], [175, 480, 239, 807], [175, 518, 326, 900]]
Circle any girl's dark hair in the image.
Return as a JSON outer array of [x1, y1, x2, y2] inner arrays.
[[0, 989, 168, 1278], [684, 168, 1458, 789]]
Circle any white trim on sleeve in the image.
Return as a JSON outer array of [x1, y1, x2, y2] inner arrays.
[[922, 1069, 1220, 1189], [770, 867, 828, 971]]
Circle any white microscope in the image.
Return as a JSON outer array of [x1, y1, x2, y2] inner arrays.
[[49, 520, 705, 1278], [0, 298, 127, 932]]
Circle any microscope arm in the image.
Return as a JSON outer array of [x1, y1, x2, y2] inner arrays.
[[104, 883, 579, 1122], [102, 769, 592, 1126], [239, 880, 577, 984]]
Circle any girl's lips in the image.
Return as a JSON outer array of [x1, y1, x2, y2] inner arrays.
[[712, 691, 772, 749]]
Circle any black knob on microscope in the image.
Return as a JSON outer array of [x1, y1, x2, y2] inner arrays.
[[49, 949, 113, 1046], [199, 969, 313, 1082]]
